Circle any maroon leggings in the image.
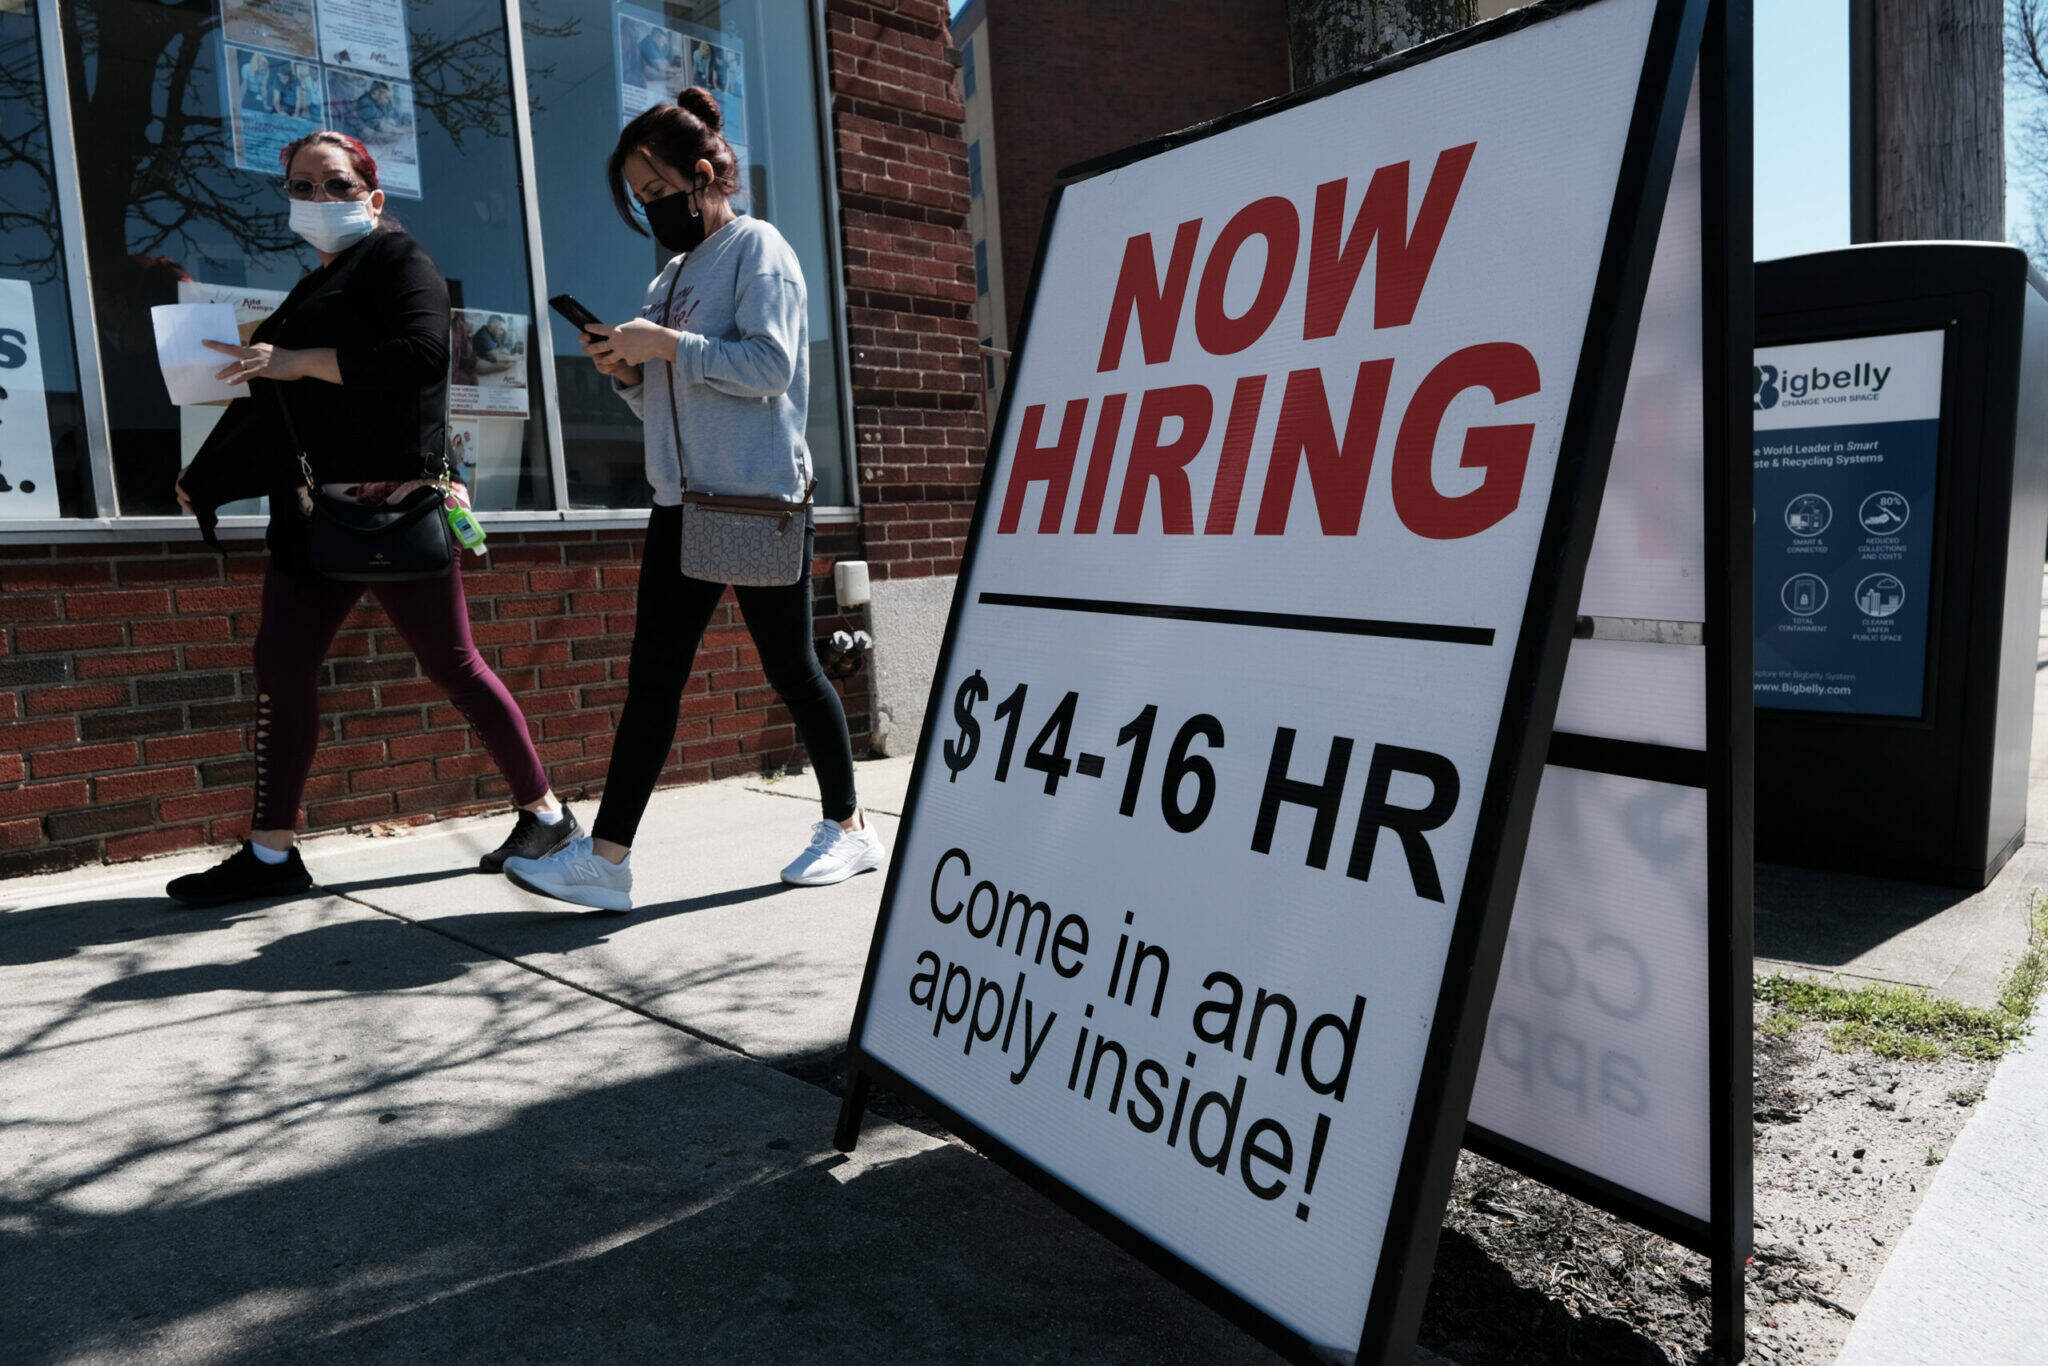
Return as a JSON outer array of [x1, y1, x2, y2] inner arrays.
[[252, 564, 549, 830]]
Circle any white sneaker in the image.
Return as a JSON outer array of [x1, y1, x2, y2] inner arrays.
[[781, 819, 885, 886], [503, 834, 633, 911]]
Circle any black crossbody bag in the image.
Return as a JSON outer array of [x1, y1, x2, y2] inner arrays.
[[263, 244, 455, 583]]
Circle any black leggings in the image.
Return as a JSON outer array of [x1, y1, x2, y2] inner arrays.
[[593, 504, 857, 846]]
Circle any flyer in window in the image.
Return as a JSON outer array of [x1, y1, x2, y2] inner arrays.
[[317, 0, 412, 83], [325, 68, 422, 198], [0, 278, 59, 519], [221, 0, 317, 60], [449, 309, 530, 419], [614, 3, 748, 146], [224, 43, 325, 174]]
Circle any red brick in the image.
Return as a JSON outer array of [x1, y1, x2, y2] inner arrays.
[[144, 732, 245, 763], [435, 753, 498, 781], [0, 594, 60, 623], [0, 817, 42, 849], [175, 584, 264, 613], [529, 568, 601, 592], [26, 683, 130, 714], [501, 643, 571, 667], [95, 766, 200, 802], [116, 557, 224, 586], [306, 794, 396, 826], [309, 741, 388, 773], [0, 718, 78, 752], [65, 589, 175, 621], [0, 754, 21, 785], [0, 692, 15, 719], [160, 789, 253, 824], [393, 780, 480, 813], [106, 826, 206, 862], [542, 711, 612, 739], [31, 741, 140, 779], [16, 623, 126, 653], [351, 761, 434, 792], [0, 779, 91, 818], [77, 651, 181, 679], [388, 731, 469, 761], [0, 561, 110, 590], [209, 813, 255, 843], [342, 713, 424, 740], [134, 616, 233, 645], [182, 645, 254, 671]]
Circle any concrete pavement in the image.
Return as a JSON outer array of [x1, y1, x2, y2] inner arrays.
[[1834, 992, 2048, 1366], [0, 762, 1318, 1365]]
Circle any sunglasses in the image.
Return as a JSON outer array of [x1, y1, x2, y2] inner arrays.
[[284, 177, 368, 200]]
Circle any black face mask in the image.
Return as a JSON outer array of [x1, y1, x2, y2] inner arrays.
[[645, 191, 704, 254]]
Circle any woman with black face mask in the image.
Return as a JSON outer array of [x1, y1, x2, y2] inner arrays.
[[501, 88, 878, 911]]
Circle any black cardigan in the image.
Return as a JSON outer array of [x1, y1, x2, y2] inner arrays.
[[182, 229, 451, 554]]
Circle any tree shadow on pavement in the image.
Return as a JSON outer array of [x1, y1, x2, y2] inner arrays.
[[0, 1059, 1284, 1366]]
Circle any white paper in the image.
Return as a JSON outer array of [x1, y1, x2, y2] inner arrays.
[[0, 277, 60, 519], [151, 302, 248, 407], [318, 0, 412, 82]]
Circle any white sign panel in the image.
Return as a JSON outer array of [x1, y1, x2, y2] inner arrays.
[[0, 278, 59, 519], [1469, 74, 1719, 1224], [847, 0, 1689, 1355]]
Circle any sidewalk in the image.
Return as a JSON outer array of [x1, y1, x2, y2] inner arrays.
[[0, 759, 1316, 1365], [1834, 992, 2048, 1366]]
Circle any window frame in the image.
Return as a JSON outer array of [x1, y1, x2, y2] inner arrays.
[[0, 0, 863, 541]]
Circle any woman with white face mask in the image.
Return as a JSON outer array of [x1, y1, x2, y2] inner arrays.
[[166, 131, 576, 907]]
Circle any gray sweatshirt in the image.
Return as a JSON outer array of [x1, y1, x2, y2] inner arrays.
[[614, 216, 812, 505]]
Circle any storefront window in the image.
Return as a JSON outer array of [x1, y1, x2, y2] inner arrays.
[[522, 0, 851, 508], [59, 0, 553, 516], [0, 2, 91, 519]]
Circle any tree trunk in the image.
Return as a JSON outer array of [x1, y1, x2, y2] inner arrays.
[[1285, 0, 1477, 87], [1870, 0, 2003, 241]]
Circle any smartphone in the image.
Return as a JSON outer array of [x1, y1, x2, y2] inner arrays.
[[547, 293, 605, 339]]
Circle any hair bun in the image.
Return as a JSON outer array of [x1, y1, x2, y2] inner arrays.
[[676, 86, 723, 133]]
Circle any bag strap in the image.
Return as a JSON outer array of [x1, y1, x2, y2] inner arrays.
[[659, 262, 688, 495]]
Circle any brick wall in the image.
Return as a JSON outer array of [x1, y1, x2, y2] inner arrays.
[[1, 6, 980, 876], [985, 0, 1292, 343], [0, 529, 870, 876], [827, 0, 987, 581]]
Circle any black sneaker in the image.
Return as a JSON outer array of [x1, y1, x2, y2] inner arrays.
[[166, 843, 314, 908], [481, 805, 582, 872]]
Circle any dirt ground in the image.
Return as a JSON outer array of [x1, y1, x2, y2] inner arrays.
[[1415, 1005, 1995, 1365]]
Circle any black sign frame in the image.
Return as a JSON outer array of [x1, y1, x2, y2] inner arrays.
[[1459, 2, 1754, 1360], [835, 2, 1714, 1361]]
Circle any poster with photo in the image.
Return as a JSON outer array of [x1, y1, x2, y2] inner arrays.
[[221, 0, 317, 60], [325, 68, 421, 198], [225, 43, 325, 174], [449, 310, 530, 418], [686, 33, 746, 143], [613, 3, 748, 144], [317, 0, 412, 83]]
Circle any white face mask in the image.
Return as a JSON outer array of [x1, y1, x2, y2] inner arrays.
[[289, 197, 377, 254]]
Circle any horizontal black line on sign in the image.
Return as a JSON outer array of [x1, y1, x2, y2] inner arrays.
[[976, 592, 1496, 647], [1546, 732, 1710, 788]]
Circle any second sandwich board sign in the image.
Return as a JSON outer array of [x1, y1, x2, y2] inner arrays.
[[836, 1, 1712, 1362]]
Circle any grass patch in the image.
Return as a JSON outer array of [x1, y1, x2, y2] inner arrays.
[[1756, 897, 2048, 1061]]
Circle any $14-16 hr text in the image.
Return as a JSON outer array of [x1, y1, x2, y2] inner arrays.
[[938, 669, 1465, 900]]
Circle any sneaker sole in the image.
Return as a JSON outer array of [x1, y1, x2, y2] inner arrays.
[[504, 863, 632, 912], [164, 877, 314, 909], [479, 819, 578, 873], [780, 855, 885, 888]]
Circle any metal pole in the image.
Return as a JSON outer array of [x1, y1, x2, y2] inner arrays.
[[500, 0, 573, 514], [36, 0, 119, 517]]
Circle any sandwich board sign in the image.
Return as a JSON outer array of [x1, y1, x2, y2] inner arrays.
[[1464, 12, 1754, 1358], [835, 1, 1713, 1361]]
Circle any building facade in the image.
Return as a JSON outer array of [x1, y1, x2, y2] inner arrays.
[[0, 0, 979, 875]]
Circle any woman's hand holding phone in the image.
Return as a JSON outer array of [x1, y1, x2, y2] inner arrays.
[[580, 325, 643, 384], [587, 317, 677, 369]]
